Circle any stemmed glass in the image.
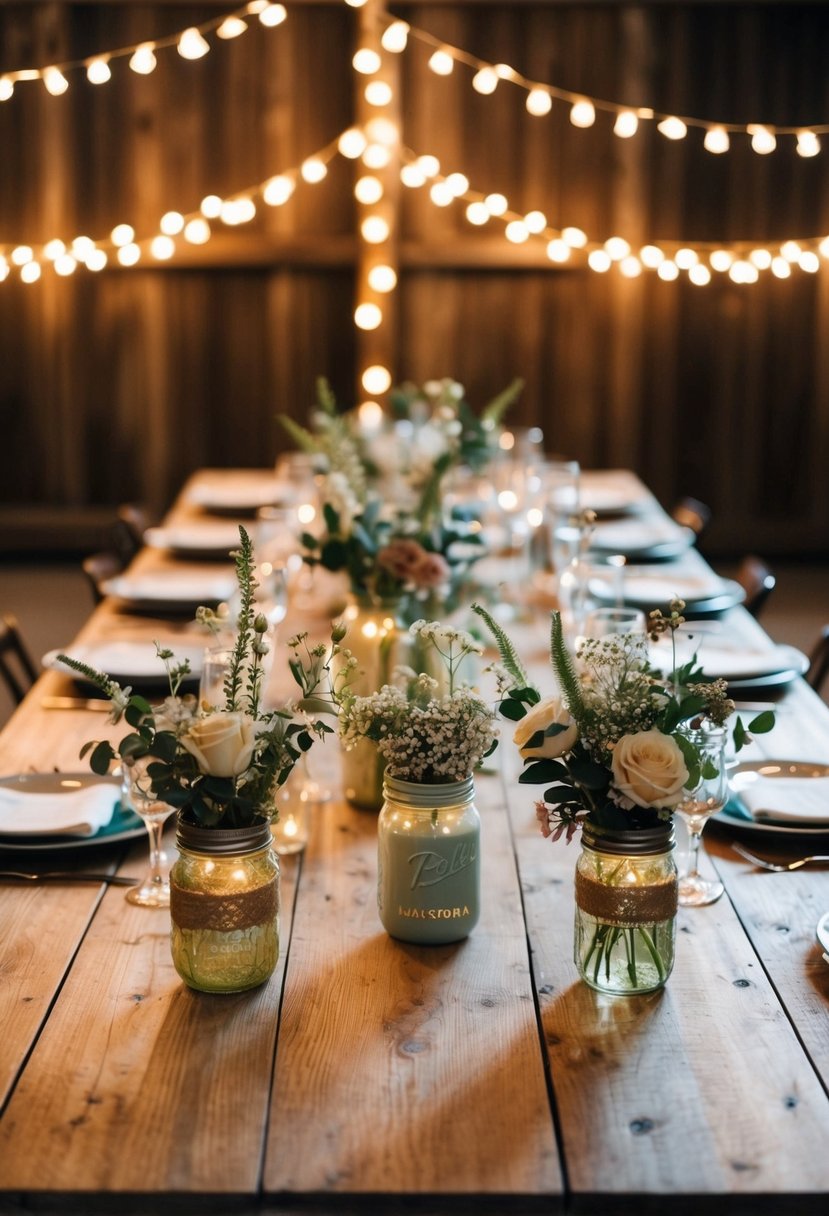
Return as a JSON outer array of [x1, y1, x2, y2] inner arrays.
[[675, 725, 728, 906], [121, 761, 175, 907]]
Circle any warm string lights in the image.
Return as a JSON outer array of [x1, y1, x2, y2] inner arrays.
[[380, 12, 828, 159], [0, 2, 286, 101], [0, 133, 344, 285]]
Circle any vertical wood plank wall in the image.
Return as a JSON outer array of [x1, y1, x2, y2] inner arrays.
[[0, 1, 828, 556]]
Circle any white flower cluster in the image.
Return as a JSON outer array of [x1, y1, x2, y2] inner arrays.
[[324, 470, 363, 535], [409, 620, 484, 656]]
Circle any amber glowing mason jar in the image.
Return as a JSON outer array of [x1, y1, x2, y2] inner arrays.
[[169, 818, 280, 994]]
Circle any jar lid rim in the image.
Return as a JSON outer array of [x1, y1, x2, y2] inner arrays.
[[383, 774, 475, 807], [176, 815, 273, 856]]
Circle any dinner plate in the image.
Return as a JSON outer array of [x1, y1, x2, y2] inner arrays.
[[100, 571, 236, 613], [43, 640, 206, 688], [144, 523, 242, 560], [588, 519, 694, 562], [0, 773, 144, 853], [187, 479, 285, 515], [648, 638, 808, 688], [715, 760, 829, 836], [579, 485, 649, 517], [590, 573, 746, 617]]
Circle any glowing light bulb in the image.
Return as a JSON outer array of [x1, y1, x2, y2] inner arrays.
[[613, 110, 639, 138], [657, 116, 687, 140], [178, 29, 210, 60], [362, 143, 391, 169], [445, 173, 469, 197], [729, 261, 759, 284], [472, 68, 498, 95], [184, 218, 211, 244], [619, 256, 642, 278], [368, 264, 397, 292], [217, 16, 247, 39], [72, 236, 95, 262], [86, 58, 111, 85], [352, 48, 381, 75], [484, 193, 508, 216], [428, 50, 454, 76], [361, 216, 389, 243], [366, 118, 398, 147], [358, 401, 384, 432], [526, 88, 552, 117], [656, 260, 679, 281], [53, 254, 77, 276], [689, 264, 711, 286], [674, 248, 698, 269], [365, 81, 393, 107], [43, 239, 66, 261], [799, 251, 820, 273], [400, 164, 426, 188], [129, 44, 157, 75], [749, 249, 772, 270], [781, 240, 801, 263], [160, 211, 184, 236], [771, 257, 791, 279], [221, 198, 256, 225], [43, 67, 69, 96], [587, 250, 611, 272], [362, 365, 391, 394], [748, 124, 776, 154], [300, 157, 327, 183], [117, 243, 141, 266], [86, 249, 108, 272], [354, 302, 382, 330], [505, 221, 529, 244], [640, 245, 664, 268], [709, 250, 734, 272], [0, 77, 14, 101], [150, 235, 175, 260], [263, 176, 294, 206], [338, 128, 367, 159], [11, 246, 33, 266], [258, 4, 287, 27], [562, 226, 588, 248], [465, 201, 489, 226], [20, 261, 41, 283], [381, 22, 409, 53], [569, 100, 596, 128], [703, 126, 730, 154], [355, 176, 383, 205], [430, 181, 454, 207], [524, 210, 547, 235], [546, 239, 570, 263], [416, 155, 440, 179], [110, 224, 134, 247], [0, 259, 8, 282], [604, 237, 630, 261], [796, 131, 820, 158], [819, 236, 829, 259]]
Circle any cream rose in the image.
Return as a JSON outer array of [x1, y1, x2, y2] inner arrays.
[[181, 711, 257, 778], [610, 730, 689, 809], [513, 696, 578, 759]]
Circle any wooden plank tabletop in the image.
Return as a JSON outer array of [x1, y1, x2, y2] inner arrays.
[[0, 468, 827, 1214]]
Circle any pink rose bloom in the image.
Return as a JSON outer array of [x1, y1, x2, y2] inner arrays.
[[410, 552, 450, 589], [377, 539, 428, 579]]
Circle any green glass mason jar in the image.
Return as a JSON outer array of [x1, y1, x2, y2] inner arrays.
[[574, 821, 678, 995], [377, 775, 480, 945], [170, 817, 280, 994]]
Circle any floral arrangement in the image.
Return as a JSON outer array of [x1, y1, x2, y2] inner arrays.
[[58, 528, 346, 829], [280, 377, 517, 609], [337, 621, 497, 783], [473, 600, 775, 838]]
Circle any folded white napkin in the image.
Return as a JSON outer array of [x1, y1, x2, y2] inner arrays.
[[0, 784, 118, 836], [738, 776, 829, 825]]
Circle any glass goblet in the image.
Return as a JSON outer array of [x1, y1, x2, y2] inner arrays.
[[121, 764, 175, 907], [675, 725, 728, 906]]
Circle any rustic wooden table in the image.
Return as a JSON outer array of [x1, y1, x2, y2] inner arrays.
[[0, 470, 827, 1215]]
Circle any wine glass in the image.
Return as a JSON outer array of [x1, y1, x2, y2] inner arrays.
[[121, 762, 175, 907], [199, 645, 233, 711], [675, 725, 728, 906]]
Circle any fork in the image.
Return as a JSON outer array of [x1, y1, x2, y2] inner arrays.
[[0, 870, 137, 886], [731, 842, 829, 872]]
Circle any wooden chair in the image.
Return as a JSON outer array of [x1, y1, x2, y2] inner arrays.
[[807, 625, 829, 695], [734, 555, 776, 619], [112, 503, 151, 565], [82, 551, 123, 605], [0, 614, 38, 705], [671, 496, 711, 537]]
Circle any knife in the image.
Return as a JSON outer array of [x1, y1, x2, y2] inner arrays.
[[41, 696, 112, 712], [0, 870, 137, 886]]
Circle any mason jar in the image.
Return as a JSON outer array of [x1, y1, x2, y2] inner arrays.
[[377, 775, 480, 945], [170, 817, 280, 994], [574, 821, 678, 995]]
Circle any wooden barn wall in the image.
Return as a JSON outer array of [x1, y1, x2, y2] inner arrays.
[[0, 1, 828, 556]]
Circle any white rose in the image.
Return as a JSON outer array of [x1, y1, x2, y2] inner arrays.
[[181, 711, 257, 777], [513, 696, 578, 759], [611, 730, 689, 809]]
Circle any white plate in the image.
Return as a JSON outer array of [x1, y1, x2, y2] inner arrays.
[[43, 640, 206, 688], [187, 479, 284, 514], [649, 638, 808, 685], [101, 571, 236, 612], [716, 760, 829, 835], [580, 486, 648, 516], [589, 518, 694, 561], [144, 524, 242, 559], [0, 773, 144, 852]]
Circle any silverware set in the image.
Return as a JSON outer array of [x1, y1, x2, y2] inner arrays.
[[731, 841, 829, 872]]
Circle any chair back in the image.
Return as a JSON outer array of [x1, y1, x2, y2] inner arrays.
[[113, 503, 151, 565], [82, 551, 123, 605], [734, 555, 776, 618], [671, 497, 711, 537], [0, 614, 38, 704]]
